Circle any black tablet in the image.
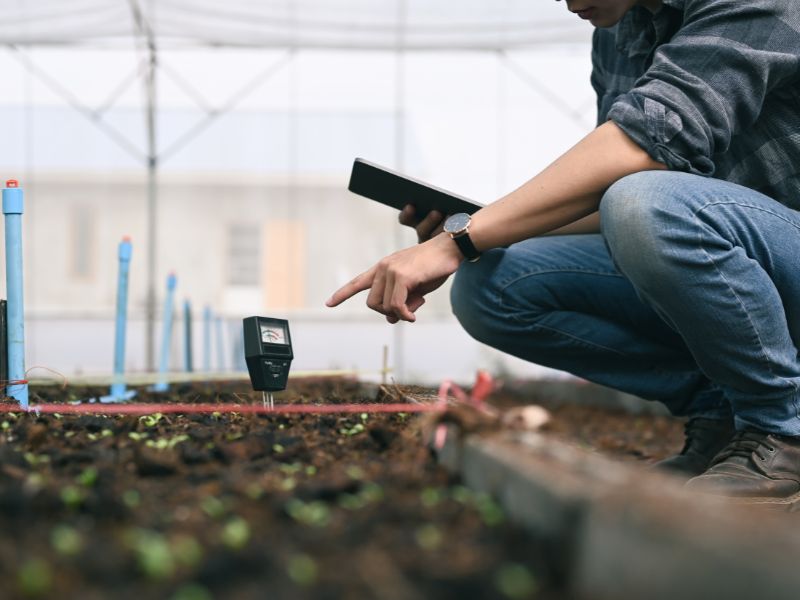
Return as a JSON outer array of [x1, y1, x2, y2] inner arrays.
[[348, 158, 484, 218]]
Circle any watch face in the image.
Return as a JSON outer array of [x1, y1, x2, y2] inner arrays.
[[260, 322, 287, 345], [444, 213, 471, 234]]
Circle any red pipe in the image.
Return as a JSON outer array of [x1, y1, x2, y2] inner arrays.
[[0, 402, 443, 416]]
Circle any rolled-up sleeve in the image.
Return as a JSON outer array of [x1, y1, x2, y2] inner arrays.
[[607, 0, 800, 176]]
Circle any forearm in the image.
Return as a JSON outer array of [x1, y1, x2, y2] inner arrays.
[[469, 121, 665, 250], [543, 211, 600, 236]]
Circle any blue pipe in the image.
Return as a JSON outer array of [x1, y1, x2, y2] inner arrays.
[[3, 180, 28, 409], [153, 273, 177, 392], [183, 299, 193, 372], [109, 237, 135, 401], [203, 305, 211, 372], [215, 315, 225, 372]]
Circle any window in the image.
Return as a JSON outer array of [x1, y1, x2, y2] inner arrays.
[[227, 224, 261, 286]]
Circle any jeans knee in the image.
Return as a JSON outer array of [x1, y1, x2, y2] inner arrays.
[[600, 171, 687, 281], [450, 254, 503, 344]]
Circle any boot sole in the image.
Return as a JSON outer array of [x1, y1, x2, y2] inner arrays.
[[722, 490, 800, 509]]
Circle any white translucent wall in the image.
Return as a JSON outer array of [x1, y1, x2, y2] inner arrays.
[[0, 41, 595, 382]]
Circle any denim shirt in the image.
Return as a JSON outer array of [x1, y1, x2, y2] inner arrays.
[[592, 0, 800, 209]]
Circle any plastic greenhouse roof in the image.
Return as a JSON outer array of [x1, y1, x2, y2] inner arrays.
[[0, 0, 590, 50]]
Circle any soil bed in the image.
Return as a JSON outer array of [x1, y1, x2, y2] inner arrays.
[[0, 379, 566, 600], [0, 379, 687, 600]]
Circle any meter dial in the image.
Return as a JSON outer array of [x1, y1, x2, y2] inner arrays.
[[260, 323, 287, 344]]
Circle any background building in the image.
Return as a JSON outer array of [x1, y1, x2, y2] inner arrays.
[[0, 3, 595, 383]]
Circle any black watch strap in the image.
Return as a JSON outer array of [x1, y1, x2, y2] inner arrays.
[[453, 232, 481, 262]]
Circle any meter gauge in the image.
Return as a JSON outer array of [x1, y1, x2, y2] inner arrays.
[[244, 316, 293, 401], [260, 323, 287, 345]]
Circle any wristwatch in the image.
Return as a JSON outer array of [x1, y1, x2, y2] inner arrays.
[[443, 213, 481, 262]]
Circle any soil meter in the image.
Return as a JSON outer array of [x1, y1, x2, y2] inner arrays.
[[243, 316, 293, 408]]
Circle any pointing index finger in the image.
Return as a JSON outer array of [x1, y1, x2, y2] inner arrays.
[[326, 268, 375, 307]]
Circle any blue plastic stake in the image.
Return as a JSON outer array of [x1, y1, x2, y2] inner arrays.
[[183, 299, 193, 372], [105, 237, 136, 402], [153, 273, 177, 392], [215, 315, 225, 372], [3, 180, 27, 409], [203, 305, 212, 372]]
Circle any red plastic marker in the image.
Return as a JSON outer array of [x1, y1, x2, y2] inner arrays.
[[6, 180, 19, 188]]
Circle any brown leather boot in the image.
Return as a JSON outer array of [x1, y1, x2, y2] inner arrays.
[[653, 417, 735, 478], [685, 429, 800, 507]]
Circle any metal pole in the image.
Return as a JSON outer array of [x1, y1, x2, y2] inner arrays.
[[203, 305, 212, 372], [183, 299, 193, 372], [144, 46, 158, 372], [153, 273, 176, 392], [392, 0, 408, 383], [110, 237, 134, 400], [215, 316, 225, 372], [2, 180, 27, 409]]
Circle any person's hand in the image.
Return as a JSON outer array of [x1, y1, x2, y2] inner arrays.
[[326, 233, 463, 323], [399, 204, 446, 243]]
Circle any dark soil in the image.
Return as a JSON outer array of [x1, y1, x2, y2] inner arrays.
[[0, 378, 685, 600]]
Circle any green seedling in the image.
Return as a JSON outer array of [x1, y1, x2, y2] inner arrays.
[[451, 485, 473, 504], [101, 429, 113, 438], [339, 423, 365, 436], [17, 558, 52, 597], [122, 489, 141, 509], [221, 517, 250, 550], [245, 483, 264, 500], [23, 453, 50, 467], [60, 485, 84, 509], [285, 499, 331, 528], [128, 432, 148, 441], [200, 495, 226, 519], [494, 563, 538, 599], [305, 465, 317, 477], [125, 529, 175, 580], [25, 473, 45, 491], [287, 554, 318, 587], [272, 443, 285, 454], [170, 584, 213, 600], [280, 478, 297, 491], [139, 413, 164, 428], [345, 465, 365, 480], [76, 467, 98, 487], [414, 524, 443, 551], [172, 535, 203, 568], [51, 525, 83, 556], [420, 487, 444, 508], [337, 493, 366, 511], [145, 434, 189, 450], [225, 431, 244, 441], [1, 421, 10, 431], [359, 482, 384, 503], [279, 462, 302, 476], [474, 492, 505, 526]]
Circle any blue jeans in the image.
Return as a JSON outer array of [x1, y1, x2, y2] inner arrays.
[[451, 171, 800, 436]]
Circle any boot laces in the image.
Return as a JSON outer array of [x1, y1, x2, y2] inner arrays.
[[711, 430, 775, 466]]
